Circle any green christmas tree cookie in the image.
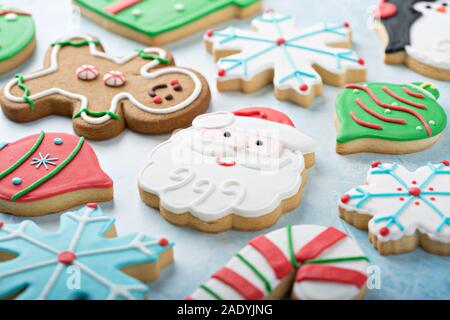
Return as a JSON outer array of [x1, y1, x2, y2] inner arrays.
[[335, 82, 447, 154], [0, 7, 35, 74]]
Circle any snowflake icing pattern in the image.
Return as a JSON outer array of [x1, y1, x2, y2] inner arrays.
[[340, 162, 450, 247], [0, 204, 173, 300], [205, 11, 366, 104], [31, 152, 59, 170]]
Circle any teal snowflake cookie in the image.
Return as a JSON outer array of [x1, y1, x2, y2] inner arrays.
[[0, 204, 174, 300], [0, 7, 35, 74], [335, 82, 447, 154], [73, 0, 261, 45]]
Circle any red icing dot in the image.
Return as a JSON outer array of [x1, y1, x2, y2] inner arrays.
[[153, 96, 163, 104], [340, 194, 350, 203], [218, 69, 226, 77], [408, 187, 421, 197], [441, 160, 450, 166], [371, 161, 382, 168], [170, 79, 179, 86], [399, 197, 404, 201], [265, 8, 274, 13], [159, 238, 169, 246], [276, 38, 286, 46], [206, 29, 214, 37], [429, 187, 434, 191], [299, 84, 309, 92], [0, 221, 4, 229], [343, 22, 350, 28], [58, 251, 76, 265], [415, 201, 420, 206], [358, 58, 365, 66], [397, 187, 402, 191], [412, 180, 417, 185], [375, 1, 398, 19], [431, 197, 436, 201], [379, 227, 390, 237], [87, 203, 98, 209]]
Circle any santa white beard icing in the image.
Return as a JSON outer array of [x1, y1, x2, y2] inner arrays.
[[407, 1, 450, 69], [138, 107, 315, 233]]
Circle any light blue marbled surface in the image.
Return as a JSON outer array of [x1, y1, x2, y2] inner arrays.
[[0, 0, 449, 300]]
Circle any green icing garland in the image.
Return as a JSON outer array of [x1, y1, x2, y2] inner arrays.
[[73, 109, 121, 120], [51, 39, 100, 47], [136, 49, 169, 64], [0, 9, 35, 62], [15, 74, 35, 109], [335, 82, 447, 143], [73, 0, 259, 37]]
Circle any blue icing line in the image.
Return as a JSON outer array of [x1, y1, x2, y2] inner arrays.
[[0, 205, 173, 300], [0, 142, 8, 150]]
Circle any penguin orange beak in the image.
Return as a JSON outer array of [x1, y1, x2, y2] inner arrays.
[[436, 6, 447, 13]]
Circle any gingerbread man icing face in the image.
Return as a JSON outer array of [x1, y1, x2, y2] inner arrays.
[[0, 35, 210, 140]]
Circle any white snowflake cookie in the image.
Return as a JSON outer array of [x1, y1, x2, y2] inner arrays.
[[339, 161, 450, 255], [205, 10, 367, 107]]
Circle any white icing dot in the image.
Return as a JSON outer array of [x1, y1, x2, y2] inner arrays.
[[384, 109, 392, 114], [353, 89, 359, 93], [5, 13, 18, 21], [174, 3, 185, 11], [429, 120, 436, 126], [416, 126, 423, 131], [132, 9, 142, 16], [392, 102, 398, 106], [363, 84, 368, 87]]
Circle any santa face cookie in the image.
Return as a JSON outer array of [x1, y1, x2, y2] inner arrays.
[[205, 10, 367, 107], [189, 224, 369, 300], [73, 0, 261, 46], [339, 161, 450, 256], [375, 0, 450, 81], [0, 35, 211, 140], [138, 107, 315, 233], [0, 7, 35, 74], [0, 132, 113, 217], [335, 82, 447, 154], [0, 204, 174, 300]]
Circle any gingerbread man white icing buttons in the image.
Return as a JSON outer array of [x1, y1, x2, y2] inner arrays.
[[103, 70, 126, 87], [76, 64, 99, 81], [138, 107, 315, 233]]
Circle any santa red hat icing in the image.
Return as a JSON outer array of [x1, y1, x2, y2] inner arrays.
[[192, 107, 315, 154]]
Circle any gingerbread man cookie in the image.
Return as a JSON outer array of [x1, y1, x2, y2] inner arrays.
[[73, 0, 261, 46], [205, 10, 367, 107], [0, 132, 113, 217], [374, 0, 450, 81], [189, 224, 369, 300], [138, 107, 315, 233], [0, 35, 211, 140], [339, 161, 450, 255], [0, 204, 174, 300], [0, 7, 35, 74]]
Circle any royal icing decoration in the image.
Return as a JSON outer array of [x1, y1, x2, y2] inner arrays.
[[1, 35, 204, 127], [0, 205, 173, 299], [0, 132, 112, 205], [76, 64, 99, 81], [138, 108, 315, 227], [189, 225, 369, 300], [335, 82, 446, 146], [0, 8, 34, 66], [205, 11, 366, 106], [376, 0, 450, 77], [340, 162, 450, 255], [73, 0, 261, 43], [103, 70, 126, 87]]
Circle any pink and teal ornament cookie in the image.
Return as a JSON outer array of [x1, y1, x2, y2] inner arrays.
[[339, 161, 450, 255], [205, 10, 367, 107], [0, 132, 113, 216], [0, 7, 35, 74], [73, 0, 262, 45], [189, 224, 369, 300], [0, 204, 174, 299], [335, 82, 446, 154]]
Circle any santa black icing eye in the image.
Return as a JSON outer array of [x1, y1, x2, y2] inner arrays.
[[223, 131, 231, 138], [426, 5, 432, 9], [256, 140, 264, 146]]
